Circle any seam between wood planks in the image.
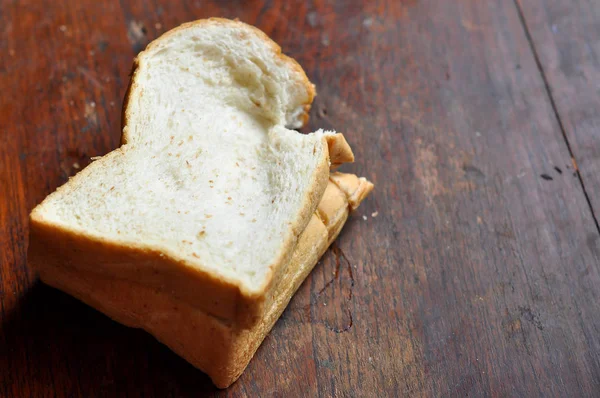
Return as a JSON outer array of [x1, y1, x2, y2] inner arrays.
[[512, 0, 600, 235]]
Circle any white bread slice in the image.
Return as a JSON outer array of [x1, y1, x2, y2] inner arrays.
[[28, 18, 374, 387]]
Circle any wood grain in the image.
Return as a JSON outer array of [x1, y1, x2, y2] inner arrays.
[[2, 0, 600, 396], [515, 0, 600, 222]]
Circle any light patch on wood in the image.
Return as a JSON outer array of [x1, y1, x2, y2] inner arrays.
[[84, 101, 98, 126], [461, 19, 484, 32], [414, 138, 446, 204], [127, 20, 146, 45]]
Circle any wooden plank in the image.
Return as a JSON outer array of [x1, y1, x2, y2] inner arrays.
[[1, 0, 600, 396], [0, 1, 135, 397], [515, 0, 600, 221]]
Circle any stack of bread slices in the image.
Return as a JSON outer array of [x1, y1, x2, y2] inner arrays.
[[28, 18, 373, 388]]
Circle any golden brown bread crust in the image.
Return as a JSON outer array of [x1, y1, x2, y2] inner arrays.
[[35, 177, 367, 388], [330, 171, 375, 210], [326, 134, 355, 170]]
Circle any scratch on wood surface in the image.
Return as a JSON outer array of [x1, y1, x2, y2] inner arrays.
[[315, 244, 355, 333], [77, 67, 104, 90], [286, 243, 356, 333]]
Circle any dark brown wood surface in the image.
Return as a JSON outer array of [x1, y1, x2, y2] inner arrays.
[[2, 0, 600, 396], [517, 0, 600, 220]]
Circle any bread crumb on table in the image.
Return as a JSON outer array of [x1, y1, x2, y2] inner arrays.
[[362, 215, 367, 220], [371, 211, 378, 218]]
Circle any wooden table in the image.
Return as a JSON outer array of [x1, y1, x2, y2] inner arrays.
[[2, 0, 600, 396]]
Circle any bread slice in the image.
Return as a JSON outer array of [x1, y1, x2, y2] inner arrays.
[[28, 18, 373, 388], [32, 174, 372, 388]]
